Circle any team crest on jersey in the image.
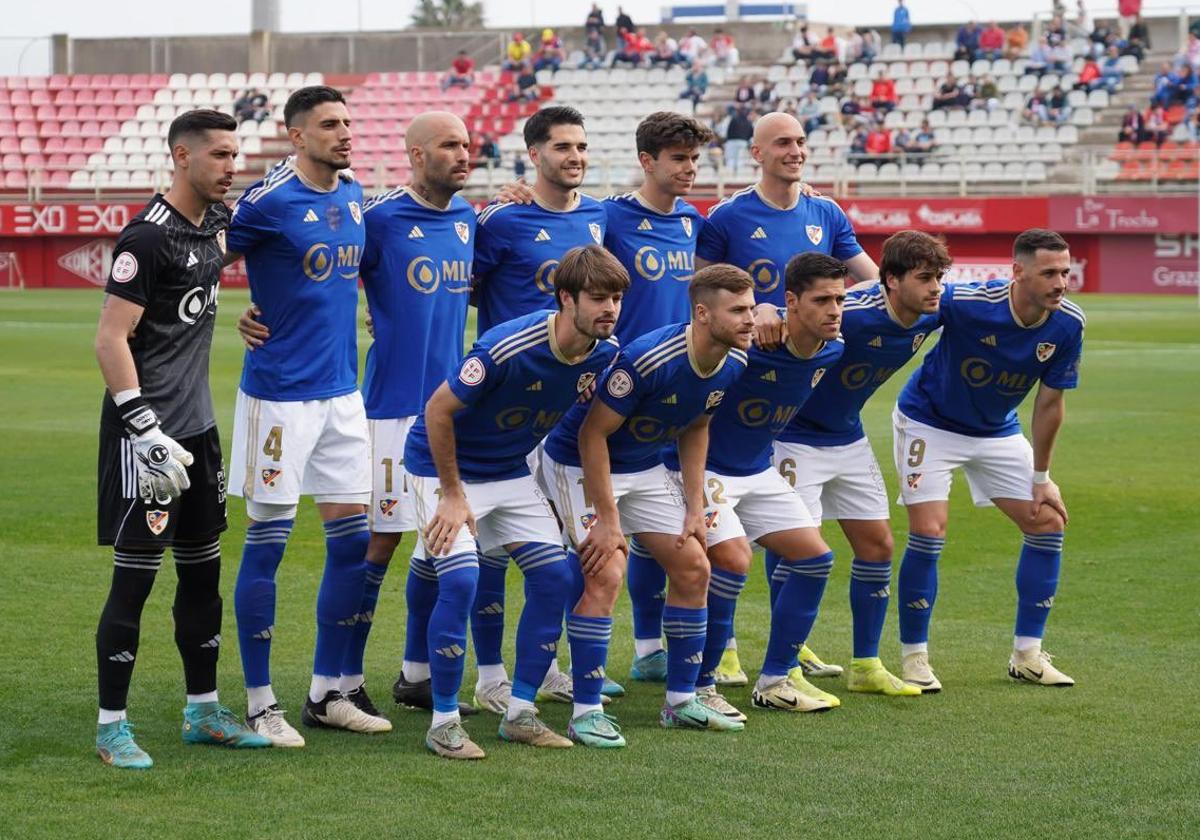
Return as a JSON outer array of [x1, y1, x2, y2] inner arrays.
[[589, 222, 603, 244], [379, 498, 398, 518], [906, 473, 923, 490], [705, 390, 725, 411], [576, 371, 596, 394], [454, 221, 470, 244], [348, 201, 362, 225], [261, 469, 282, 488], [811, 368, 826, 388], [1036, 342, 1056, 362], [459, 357, 487, 386], [215, 230, 227, 254], [580, 512, 597, 530], [913, 332, 927, 352], [805, 225, 824, 246], [681, 217, 693, 238], [606, 370, 633, 398], [704, 510, 720, 529], [145, 510, 169, 535]]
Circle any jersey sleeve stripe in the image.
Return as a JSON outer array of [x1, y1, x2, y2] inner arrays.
[[637, 344, 689, 376], [705, 186, 754, 217], [633, 333, 689, 374], [240, 163, 294, 204], [477, 201, 514, 226], [1059, 301, 1086, 326], [244, 169, 297, 204], [489, 321, 549, 358], [491, 334, 549, 364], [729, 348, 749, 364]]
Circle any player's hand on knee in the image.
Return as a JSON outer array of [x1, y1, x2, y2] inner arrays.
[[132, 427, 194, 503], [676, 507, 708, 550], [495, 180, 535, 205], [579, 518, 626, 575], [1031, 479, 1068, 527], [425, 492, 475, 556], [237, 304, 269, 349], [752, 303, 785, 349]]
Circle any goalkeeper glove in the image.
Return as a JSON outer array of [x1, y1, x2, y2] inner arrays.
[[116, 392, 194, 504]]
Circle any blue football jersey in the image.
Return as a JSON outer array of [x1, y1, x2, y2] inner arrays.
[[602, 192, 703, 342], [404, 310, 620, 482], [898, 281, 1085, 437], [360, 187, 475, 419], [666, 334, 844, 476], [543, 324, 749, 474], [695, 186, 863, 306], [473, 194, 607, 335], [782, 283, 942, 446], [228, 165, 365, 401]]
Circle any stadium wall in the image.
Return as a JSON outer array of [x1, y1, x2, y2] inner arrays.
[[2, 197, 1194, 294]]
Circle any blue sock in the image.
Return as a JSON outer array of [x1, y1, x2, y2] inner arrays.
[[312, 514, 369, 679], [762, 552, 834, 677], [426, 551, 478, 713], [234, 519, 293, 688], [510, 543, 570, 703], [627, 537, 666, 646], [662, 604, 708, 697], [765, 550, 785, 605], [403, 553, 439, 670], [849, 559, 892, 659], [564, 549, 586, 613], [697, 568, 746, 688], [342, 560, 387, 680], [567, 613, 612, 708], [471, 552, 508, 668], [897, 533, 945, 645], [1014, 533, 1063, 639]]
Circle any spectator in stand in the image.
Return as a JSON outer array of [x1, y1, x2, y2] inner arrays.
[[580, 29, 606, 69], [1185, 108, 1200, 141], [870, 68, 898, 112], [1089, 18, 1114, 57], [1099, 45, 1126, 92], [612, 27, 650, 67], [680, 60, 709, 106], [1125, 15, 1150, 60], [234, 88, 268, 123], [734, 76, 756, 107], [757, 81, 780, 113], [513, 153, 526, 180], [909, 120, 937, 155], [650, 31, 685, 66], [809, 60, 832, 95], [957, 75, 978, 108], [1007, 22, 1030, 59], [1117, 0, 1141, 39], [979, 21, 1006, 60], [505, 62, 539, 102], [723, 105, 754, 171], [839, 95, 862, 128], [844, 29, 865, 65], [1045, 85, 1072, 124], [1024, 91, 1051, 124], [847, 125, 869, 164], [975, 75, 1000, 110], [1171, 64, 1198, 107], [585, 3, 605, 35], [893, 125, 913, 155], [1177, 33, 1200, 71], [1143, 102, 1169, 145], [861, 27, 882, 63], [814, 27, 840, 62], [1075, 56, 1102, 91], [477, 132, 501, 167], [864, 121, 892, 165], [892, 0, 912, 47], [711, 28, 739, 67], [1152, 62, 1175, 107], [616, 6, 634, 36], [796, 91, 824, 133], [826, 62, 849, 98], [679, 28, 708, 63], [1045, 13, 1067, 43], [792, 24, 816, 62], [1047, 37, 1073, 73], [933, 74, 962, 110], [442, 50, 476, 91], [504, 33, 532, 70], [1118, 104, 1145, 142], [534, 28, 565, 73], [955, 21, 981, 62]]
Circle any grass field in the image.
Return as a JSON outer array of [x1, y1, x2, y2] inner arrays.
[[1, 289, 1198, 839]]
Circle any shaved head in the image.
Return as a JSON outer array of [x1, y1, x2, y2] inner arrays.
[[752, 111, 803, 147], [406, 111, 468, 151], [751, 110, 809, 189], [405, 110, 472, 203]]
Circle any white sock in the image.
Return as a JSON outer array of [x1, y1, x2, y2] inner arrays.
[[477, 664, 508, 686], [505, 696, 536, 721], [431, 709, 460, 728], [900, 642, 928, 657], [572, 701, 603, 720], [246, 685, 277, 717], [339, 674, 364, 695], [308, 675, 339, 703], [402, 660, 430, 682], [755, 674, 786, 691], [98, 708, 126, 725], [634, 637, 664, 658], [186, 691, 218, 705], [1014, 635, 1041, 652], [725, 636, 738, 651], [665, 690, 695, 707]]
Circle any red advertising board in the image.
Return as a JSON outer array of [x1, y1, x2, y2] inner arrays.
[[1095, 233, 1199, 293], [0, 203, 144, 237], [1048, 196, 1198, 234]]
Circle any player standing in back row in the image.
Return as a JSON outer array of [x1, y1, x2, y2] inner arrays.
[[93, 109, 269, 769]]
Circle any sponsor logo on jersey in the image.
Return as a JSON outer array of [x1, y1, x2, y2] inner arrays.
[[302, 242, 361, 282], [1036, 342, 1056, 362], [606, 369, 634, 398], [379, 498, 398, 518], [638, 218, 653, 231], [458, 356, 487, 386], [681, 217, 692, 238], [589, 222, 603, 244], [905, 472, 923, 489], [408, 225, 425, 239], [634, 246, 666, 281], [580, 512, 597, 530], [811, 368, 826, 388], [705, 390, 725, 410], [348, 201, 362, 225], [178, 285, 217, 325], [981, 334, 997, 346], [751, 226, 767, 240], [747, 258, 780, 294], [261, 468, 282, 488], [534, 228, 551, 242], [576, 371, 596, 393], [111, 251, 138, 283], [913, 332, 927, 352], [805, 224, 824, 245], [533, 259, 559, 294], [304, 208, 319, 222], [454, 220, 470, 244], [145, 510, 169, 535]]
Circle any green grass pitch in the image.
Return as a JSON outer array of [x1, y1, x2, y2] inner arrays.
[[0, 289, 1197, 839]]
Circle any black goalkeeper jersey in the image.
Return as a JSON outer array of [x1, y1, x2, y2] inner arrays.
[[100, 194, 231, 439]]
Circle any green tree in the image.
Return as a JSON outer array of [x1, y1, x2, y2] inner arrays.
[[410, 0, 485, 29]]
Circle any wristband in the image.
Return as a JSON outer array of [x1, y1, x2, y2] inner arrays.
[[116, 393, 160, 437], [1032, 469, 1050, 485]]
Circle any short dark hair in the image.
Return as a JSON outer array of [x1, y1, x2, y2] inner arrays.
[[283, 85, 346, 127], [635, 111, 714, 157], [1013, 228, 1070, 261], [879, 230, 952, 290], [554, 245, 631, 306], [166, 108, 236, 149], [785, 252, 849, 296], [689, 263, 754, 306], [523, 105, 585, 147]]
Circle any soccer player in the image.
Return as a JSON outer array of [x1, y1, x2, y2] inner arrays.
[[666, 253, 848, 716], [538, 264, 754, 746], [93, 109, 268, 768], [892, 229, 1084, 689], [225, 86, 389, 746], [770, 231, 948, 698], [403, 245, 627, 758]]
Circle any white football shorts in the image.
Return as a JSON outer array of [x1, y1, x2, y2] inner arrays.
[[368, 416, 418, 533], [773, 437, 891, 521], [409, 472, 561, 559], [669, 466, 816, 547]]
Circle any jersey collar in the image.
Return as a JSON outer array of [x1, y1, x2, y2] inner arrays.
[[785, 335, 826, 359], [753, 183, 800, 212], [289, 160, 340, 194], [880, 285, 912, 327], [402, 186, 453, 212], [532, 190, 582, 213], [631, 190, 678, 216], [547, 312, 597, 364], [685, 324, 728, 378], [1006, 282, 1050, 329]]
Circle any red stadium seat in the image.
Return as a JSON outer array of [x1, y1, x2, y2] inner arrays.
[[57, 104, 77, 120], [110, 74, 130, 88], [0, 121, 14, 136], [30, 90, 51, 105], [35, 105, 55, 120], [38, 120, 60, 138], [19, 137, 40, 153], [74, 89, 95, 105], [93, 89, 115, 104], [0, 138, 17, 153], [48, 74, 70, 90], [60, 120, 81, 137], [54, 89, 75, 105], [45, 139, 65, 154], [82, 137, 102, 153], [1, 152, 21, 169], [4, 171, 29, 189], [89, 74, 111, 88]]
